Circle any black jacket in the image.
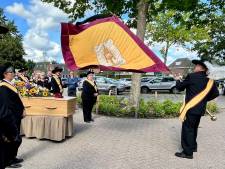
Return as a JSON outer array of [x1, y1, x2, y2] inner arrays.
[[0, 80, 24, 141], [176, 72, 219, 116], [51, 76, 65, 94], [81, 80, 98, 102]]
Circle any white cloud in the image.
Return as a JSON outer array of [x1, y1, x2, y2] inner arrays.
[[6, 0, 69, 63], [150, 42, 198, 65]]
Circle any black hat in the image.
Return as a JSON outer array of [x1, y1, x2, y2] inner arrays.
[[192, 60, 208, 71], [18, 68, 28, 73], [0, 63, 14, 80], [0, 25, 9, 34], [86, 71, 94, 76], [52, 66, 63, 74]]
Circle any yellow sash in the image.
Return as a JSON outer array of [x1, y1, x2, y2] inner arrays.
[[85, 79, 98, 92], [53, 75, 63, 93], [19, 74, 29, 82], [179, 79, 214, 122], [0, 82, 18, 94]]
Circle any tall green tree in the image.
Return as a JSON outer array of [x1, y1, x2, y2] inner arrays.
[[170, 0, 225, 64], [146, 10, 210, 64], [42, 0, 201, 117], [0, 8, 26, 68]]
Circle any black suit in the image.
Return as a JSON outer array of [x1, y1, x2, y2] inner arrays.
[[81, 80, 98, 122], [51, 76, 65, 94], [0, 80, 24, 168], [176, 71, 219, 155]]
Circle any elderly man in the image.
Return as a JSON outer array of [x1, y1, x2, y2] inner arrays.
[[175, 60, 219, 159]]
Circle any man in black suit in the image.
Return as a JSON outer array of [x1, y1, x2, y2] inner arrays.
[[0, 63, 24, 168], [175, 60, 219, 159], [51, 66, 66, 98], [81, 71, 98, 123]]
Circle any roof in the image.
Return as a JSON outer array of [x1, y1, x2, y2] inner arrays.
[[169, 58, 193, 69]]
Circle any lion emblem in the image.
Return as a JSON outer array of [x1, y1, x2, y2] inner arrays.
[[95, 39, 126, 66]]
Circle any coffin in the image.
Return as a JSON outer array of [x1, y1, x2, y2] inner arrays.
[[22, 97, 76, 117]]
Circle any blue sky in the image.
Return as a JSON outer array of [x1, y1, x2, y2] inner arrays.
[[1, 0, 198, 65]]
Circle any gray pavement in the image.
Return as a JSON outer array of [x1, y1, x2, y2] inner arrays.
[[18, 96, 225, 169]]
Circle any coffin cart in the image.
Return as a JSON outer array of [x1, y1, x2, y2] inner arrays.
[[21, 97, 76, 141]]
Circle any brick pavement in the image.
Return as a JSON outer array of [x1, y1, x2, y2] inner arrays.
[[18, 96, 225, 169]]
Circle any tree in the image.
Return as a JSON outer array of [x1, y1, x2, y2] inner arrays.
[[0, 8, 26, 68], [146, 10, 210, 64], [25, 59, 36, 75], [176, 0, 225, 64], [42, 0, 202, 117]]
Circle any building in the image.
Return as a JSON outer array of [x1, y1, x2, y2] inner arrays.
[[169, 58, 193, 77], [34, 62, 70, 78]]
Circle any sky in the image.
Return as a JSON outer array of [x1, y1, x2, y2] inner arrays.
[[1, 0, 198, 65]]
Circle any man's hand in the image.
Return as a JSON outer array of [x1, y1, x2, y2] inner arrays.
[[94, 93, 98, 97], [174, 75, 182, 81]]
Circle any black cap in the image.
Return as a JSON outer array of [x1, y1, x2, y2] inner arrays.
[[86, 71, 94, 76], [0, 63, 14, 80], [192, 60, 208, 71], [52, 66, 63, 74], [0, 25, 9, 34]]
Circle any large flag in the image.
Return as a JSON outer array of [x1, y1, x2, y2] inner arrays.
[[61, 15, 168, 72]]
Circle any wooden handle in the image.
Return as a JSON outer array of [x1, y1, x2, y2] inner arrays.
[[45, 107, 57, 110], [25, 106, 31, 108]]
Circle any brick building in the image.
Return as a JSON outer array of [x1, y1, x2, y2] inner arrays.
[[169, 58, 193, 77]]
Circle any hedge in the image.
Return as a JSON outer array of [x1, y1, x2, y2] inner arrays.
[[77, 95, 218, 118]]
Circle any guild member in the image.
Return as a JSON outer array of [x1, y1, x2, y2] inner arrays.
[[175, 60, 219, 159], [81, 71, 98, 123], [37, 72, 49, 89], [66, 71, 80, 97], [17, 68, 29, 83], [0, 63, 24, 168], [51, 66, 65, 98]]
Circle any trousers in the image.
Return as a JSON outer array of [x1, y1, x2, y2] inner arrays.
[[181, 113, 201, 155]]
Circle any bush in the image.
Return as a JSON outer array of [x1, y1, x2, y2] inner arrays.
[[76, 95, 218, 119], [207, 101, 218, 114]]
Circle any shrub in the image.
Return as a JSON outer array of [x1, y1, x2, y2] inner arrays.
[[76, 95, 219, 119], [207, 101, 218, 113]]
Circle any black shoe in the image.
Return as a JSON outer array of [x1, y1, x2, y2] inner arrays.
[[6, 163, 22, 168], [12, 158, 24, 164], [84, 121, 91, 123], [175, 152, 193, 159]]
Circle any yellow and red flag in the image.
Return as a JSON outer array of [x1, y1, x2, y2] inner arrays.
[[61, 16, 168, 72]]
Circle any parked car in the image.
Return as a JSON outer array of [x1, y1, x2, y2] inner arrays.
[[141, 76, 178, 93], [141, 77, 155, 82], [222, 80, 225, 95], [118, 78, 132, 90], [78, 76, 126, 94], [96, 77, 126, 94]]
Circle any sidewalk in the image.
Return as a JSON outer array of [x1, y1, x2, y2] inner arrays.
[[18, 97, 225, 169]]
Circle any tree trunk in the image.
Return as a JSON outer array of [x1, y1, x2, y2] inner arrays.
[[163, 41, 170, 64], [130, 0, 149, 118]]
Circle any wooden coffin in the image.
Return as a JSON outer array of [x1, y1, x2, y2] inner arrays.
[[22, 97, 76, 117]]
